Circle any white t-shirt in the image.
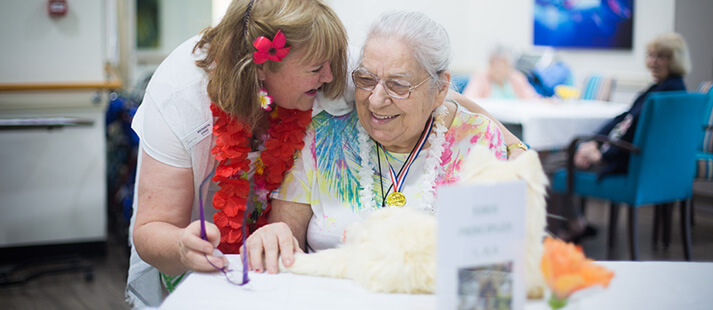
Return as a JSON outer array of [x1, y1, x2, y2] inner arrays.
[[133, 97, 192, 167]]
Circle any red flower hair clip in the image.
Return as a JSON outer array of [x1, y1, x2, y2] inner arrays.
[[252, 29, 290, 64]]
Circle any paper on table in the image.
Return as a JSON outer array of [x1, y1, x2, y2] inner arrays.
[[436, 181, 527, 310]]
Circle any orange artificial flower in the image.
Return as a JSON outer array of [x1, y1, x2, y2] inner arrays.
[[540, 237, 614, 303]]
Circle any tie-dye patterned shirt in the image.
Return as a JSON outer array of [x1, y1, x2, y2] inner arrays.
[[272, 103, 507, 251]]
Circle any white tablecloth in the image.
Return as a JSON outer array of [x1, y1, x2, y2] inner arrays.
[[160, 255, 713, 310], [475, 99, 629, 150]]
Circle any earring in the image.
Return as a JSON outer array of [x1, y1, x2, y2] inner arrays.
[[258, 82, 272, 111]]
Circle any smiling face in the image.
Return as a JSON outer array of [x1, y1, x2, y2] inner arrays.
[[259, 47, 334, 111], [355, 36, 448, 153]]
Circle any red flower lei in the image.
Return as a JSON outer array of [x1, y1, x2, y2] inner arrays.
[[210, 102, 312, 254]]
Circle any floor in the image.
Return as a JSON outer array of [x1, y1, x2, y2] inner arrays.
[[0, 237, 131, 310], [575, 196, 713, 262], [1, 192, 712, 309]]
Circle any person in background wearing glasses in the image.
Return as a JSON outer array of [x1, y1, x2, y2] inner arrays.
[[244, 11, 508, 274], [544, 32, 691, 243], [127, 1, 525, 307]]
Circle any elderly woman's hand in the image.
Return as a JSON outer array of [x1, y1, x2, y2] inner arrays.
[[178, 220, 228, 272], [573, 141, 602, 169], [243, 222, 303, 274]]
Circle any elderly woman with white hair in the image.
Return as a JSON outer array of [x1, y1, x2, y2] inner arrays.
[[244, 11, 508, 273], [547, 32, 692, 242]]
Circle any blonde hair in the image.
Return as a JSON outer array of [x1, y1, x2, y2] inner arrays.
[[646, 32, 691, 77], [194, 0, 348, 129]]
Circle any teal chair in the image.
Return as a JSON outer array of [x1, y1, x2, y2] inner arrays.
[[451, 74, 470, 94], [695, 81, 713, 180], [551, 91, 709, 261], [677, 82, 713, 238], [647, 83, 713, 251]]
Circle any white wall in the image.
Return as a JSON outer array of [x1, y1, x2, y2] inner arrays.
[[0, 0, 109, 110], [155, 0, 212, 55], [0, 0, 105, 84], [327, 0, 677, 100], [132, 0, 212, 90], [132, 0, 688, 100], [675, 0, 713, 89], [129, 0, 706, 97], [0, 1, 108, 247]]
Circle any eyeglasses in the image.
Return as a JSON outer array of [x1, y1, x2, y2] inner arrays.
[[646, 51, 671, 60], [351, 68, 430, 99], [198, 170, 250, 286]]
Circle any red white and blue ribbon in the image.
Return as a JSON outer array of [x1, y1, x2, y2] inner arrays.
[[384, 116, 435, 195]]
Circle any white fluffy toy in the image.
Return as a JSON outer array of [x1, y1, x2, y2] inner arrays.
[[282, 145, 548, 299]]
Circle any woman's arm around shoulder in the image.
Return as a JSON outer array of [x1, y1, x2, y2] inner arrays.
[[447, 90, 527, 159], [461, 72, 489, 98]]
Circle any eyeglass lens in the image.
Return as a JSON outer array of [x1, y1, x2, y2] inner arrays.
[[352, 69, 414, 98]]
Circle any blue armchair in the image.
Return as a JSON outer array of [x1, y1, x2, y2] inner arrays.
[[695, 81, 713, 181], [551, 91, 709, 261]]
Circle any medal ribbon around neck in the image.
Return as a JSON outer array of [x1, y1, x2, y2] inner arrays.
[[382, 116, 435, 207]]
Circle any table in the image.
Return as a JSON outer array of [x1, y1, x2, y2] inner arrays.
[[475, 99, 629, 150], [160, 255, 713, 309]]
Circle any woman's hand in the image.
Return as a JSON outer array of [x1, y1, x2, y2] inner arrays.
[[178, 221, 228, 272], [574, 141, 602, 169], [243, 222, 303, 274]]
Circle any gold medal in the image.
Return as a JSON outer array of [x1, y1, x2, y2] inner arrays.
[[377, 116, 434, 209], [386, 192, 406, 207]]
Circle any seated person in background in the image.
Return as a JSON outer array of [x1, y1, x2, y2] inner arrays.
[[545, 32, 691, 242], [244, 11, 507, 272], [462, 45, 539, 99]]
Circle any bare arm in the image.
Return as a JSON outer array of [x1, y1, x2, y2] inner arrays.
[[245, 199, 312, 274], [447, 90, 527, 159], [132, 150, 226, 276], [270, 199, 313, 251]]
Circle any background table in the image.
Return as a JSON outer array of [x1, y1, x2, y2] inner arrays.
[[160, 255, 713, 309], [475, 99, 629, 151]]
